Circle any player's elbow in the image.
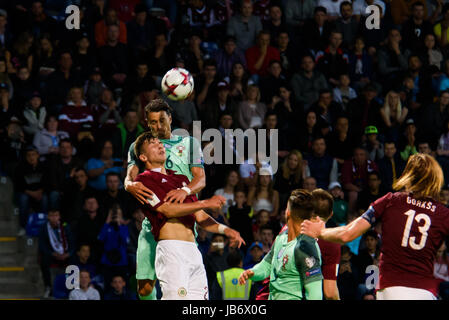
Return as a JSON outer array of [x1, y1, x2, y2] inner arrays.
[[138, 280, 155, 297]]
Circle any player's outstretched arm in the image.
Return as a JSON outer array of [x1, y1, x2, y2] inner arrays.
[[194, 210, 245, 248], [124, 164, 155, 204], [301, 216, 372, 244], [157, 195, 227, 218]]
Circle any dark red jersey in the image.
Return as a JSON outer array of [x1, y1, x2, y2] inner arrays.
[[134, 169, 198, 241], [364, 192, 449, 296], [318, 239, 341, 281]]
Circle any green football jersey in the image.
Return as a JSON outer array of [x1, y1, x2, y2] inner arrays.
[[128, 134, 204, 177], [251, 230, 323, 300]]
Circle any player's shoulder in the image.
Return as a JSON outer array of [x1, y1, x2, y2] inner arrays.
[[297, 234, 320, 257]]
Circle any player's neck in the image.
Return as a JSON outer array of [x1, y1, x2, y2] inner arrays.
[[287, 218, 303, 241], [146, 163, 166, 174]]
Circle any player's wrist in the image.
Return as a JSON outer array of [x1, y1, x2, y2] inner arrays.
[[181, 186, 191, 195], [218, 224, 229, 235]]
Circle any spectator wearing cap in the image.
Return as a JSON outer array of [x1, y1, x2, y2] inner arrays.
[[226, 0, 263, 52], [14, 145, 48, 233], [328, 181, 349, 226], [302, 6, 334, 54], [97, 24, 129, 89], [22, 91, 46, 139], [399, 118, 418, 161], [290, 54, 329, 112], [362, 125, 384, 162], [258, 60, 285, 106], [245, 30, 280, 77], [95, 7, 127, 48], [84, 67, 107, 106], [72, 33, 98, 82], [243, 241, 264, 269], [214, 36, 247, 79], [58, 86, 94, 139], [340, 146, 378, 216], [377, 141, 405, 192]]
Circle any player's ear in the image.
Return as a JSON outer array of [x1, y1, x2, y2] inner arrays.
[[138, 154, 147, 162]]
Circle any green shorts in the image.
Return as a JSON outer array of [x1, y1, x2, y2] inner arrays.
[[136, 218, 157, 280]]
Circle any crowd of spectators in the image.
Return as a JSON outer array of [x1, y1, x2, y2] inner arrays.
[[1, 0, 449, 300]]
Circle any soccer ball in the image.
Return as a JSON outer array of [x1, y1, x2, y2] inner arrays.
[[161, 68, 194, 101]]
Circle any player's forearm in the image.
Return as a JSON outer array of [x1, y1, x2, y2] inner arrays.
[[304, 280, 323, 300], [250, 260, 271, 282], [194, 210, 221, 232], [124, 165, 139, 189], [157, 201, 210, 219], [320, 217, 370, 244], [323, 280, 340, 300], [188, 167, 206, 194]]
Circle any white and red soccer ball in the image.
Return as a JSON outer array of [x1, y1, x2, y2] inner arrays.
[[161, 68, 194, 101]]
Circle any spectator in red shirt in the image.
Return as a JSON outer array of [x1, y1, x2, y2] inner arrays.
[[245, 30, 280, 77], [341, 146, 378, 217]]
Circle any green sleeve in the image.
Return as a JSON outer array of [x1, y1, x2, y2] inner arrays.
[[189, 136, 204, 169], [250, 259, 272, 282], [294, 236, 323, 286], [127, 142, 137, 168], [251, 247, 275, 281], [304, 280, 323, 300]]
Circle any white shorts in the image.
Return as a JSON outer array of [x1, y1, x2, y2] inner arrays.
[[376, 286, 437, 300], [155, 239, 208, 300]]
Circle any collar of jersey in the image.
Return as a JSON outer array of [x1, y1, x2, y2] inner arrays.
[[160, 134, 183, 145]]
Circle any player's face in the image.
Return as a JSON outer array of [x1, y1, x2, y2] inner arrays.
[[142, 138, 166, 164], [147, 111, 172, 139]]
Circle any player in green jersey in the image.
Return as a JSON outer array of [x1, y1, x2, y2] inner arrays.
[[124, 99, 206, 300], [239, 189, 323, 300]]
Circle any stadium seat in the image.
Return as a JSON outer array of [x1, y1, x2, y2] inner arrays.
[[25, 212, 47, 237]]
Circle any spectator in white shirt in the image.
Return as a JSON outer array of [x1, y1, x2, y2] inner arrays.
[[69, 270, 101, 300]]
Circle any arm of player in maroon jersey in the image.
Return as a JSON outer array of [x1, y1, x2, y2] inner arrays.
[[156, 196, 227, 219], [164, 166, 206, 203], [301, 216, 372, 244], [194, 210, 246, 248]]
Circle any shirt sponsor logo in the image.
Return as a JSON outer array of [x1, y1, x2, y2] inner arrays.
[[306, 268, 321, 277]]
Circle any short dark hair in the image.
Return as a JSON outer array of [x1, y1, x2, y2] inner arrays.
[[384, 140, 396, 147], [412, 1, 425, 9], [287, 189, 315, 221], [368, 171, 381, 180], [227, 249, 243, 268], [314, 6, 327, 15], [144, 98, 173, 117], [340, 1, 352, 11], [363, 229, 379, 241], [134, 131, 157, 159], [312, 189, 334, 221], [106, 172, 120, 180]]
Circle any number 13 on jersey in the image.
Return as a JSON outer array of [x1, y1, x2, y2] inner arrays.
[[401, 209, 431, 250]]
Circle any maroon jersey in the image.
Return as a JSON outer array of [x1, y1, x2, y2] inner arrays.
[[134, 169, 198, 241], [363, 192, 449, 296], [318, 239, 341, 281]]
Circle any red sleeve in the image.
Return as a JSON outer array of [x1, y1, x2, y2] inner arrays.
[[371, 192, 393, 220], [318, 239, 341, 281]]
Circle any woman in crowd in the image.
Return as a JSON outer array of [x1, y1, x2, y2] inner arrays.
[[33, 114, 69, 160], [238, 84, 267, 130], [247, 169, 279, 220], [379, 90, 408, 143], [214, 169, 240, 216]]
